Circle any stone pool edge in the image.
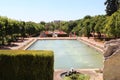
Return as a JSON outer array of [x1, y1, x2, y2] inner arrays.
[[77, 37, 104, 54], [22, 37, 78, 50], [21, 37, 104, 80], [22, 37, 104, 54], [23, 38, 37, 50]]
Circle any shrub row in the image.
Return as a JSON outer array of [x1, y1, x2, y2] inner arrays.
[[0, 50, 54, 80], [57, 34, 68, 37]]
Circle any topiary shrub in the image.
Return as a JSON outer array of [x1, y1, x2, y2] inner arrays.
[[0, 50, 54, 80]]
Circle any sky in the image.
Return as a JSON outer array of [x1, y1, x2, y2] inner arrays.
[[0, 0, 106, 22]]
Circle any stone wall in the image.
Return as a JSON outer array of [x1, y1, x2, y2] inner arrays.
[[103, 39, 120, 80]]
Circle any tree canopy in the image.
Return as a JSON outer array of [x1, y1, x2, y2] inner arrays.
[[1, 1, 120, 46], [0, 16, 45, 45], [105, 0, 119, 16]]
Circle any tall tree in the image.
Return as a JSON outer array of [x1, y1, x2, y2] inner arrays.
[[105, 0, 119, 16], [67, 21, 77, 34], [105, 10, 120, 38], [83, 19, 91, 38]]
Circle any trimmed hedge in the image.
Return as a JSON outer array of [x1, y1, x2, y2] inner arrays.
[[58, 34, 68, 37], [0, 50, 54, 80]]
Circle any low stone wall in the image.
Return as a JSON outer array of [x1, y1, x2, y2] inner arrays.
[[103, 39, 120, 80]]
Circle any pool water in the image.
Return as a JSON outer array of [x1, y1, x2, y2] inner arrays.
[[27, 40, 103, 69]]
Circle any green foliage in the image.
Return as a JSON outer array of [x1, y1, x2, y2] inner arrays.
[[0, 50, 54, 80], [82, 19, 91, 37], [0, 16, 45, 45], [1, 6, 120, 42], [64, 74, 90, 80], [105, 9, 120, 38], [58, 34, 68, 37], [71, 15, 110, 39], [67, 21, 77, 33], [104, 0, 119, 16]]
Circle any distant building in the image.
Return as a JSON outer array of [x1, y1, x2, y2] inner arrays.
[[41, 30, 68, 37]]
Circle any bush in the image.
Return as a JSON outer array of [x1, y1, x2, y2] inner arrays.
[[64, 73, 90, 80], [0, 50, 54, 80], [58, 34, 68, 37]]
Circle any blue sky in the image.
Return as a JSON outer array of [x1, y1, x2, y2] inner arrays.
[[0, 0, 106, 22]]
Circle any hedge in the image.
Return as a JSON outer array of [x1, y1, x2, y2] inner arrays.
[[57, 34, 68, 37], [0, 50, 54, 80]]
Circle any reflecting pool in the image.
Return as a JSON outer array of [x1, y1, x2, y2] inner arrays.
[[27, 40, 103, 69]]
